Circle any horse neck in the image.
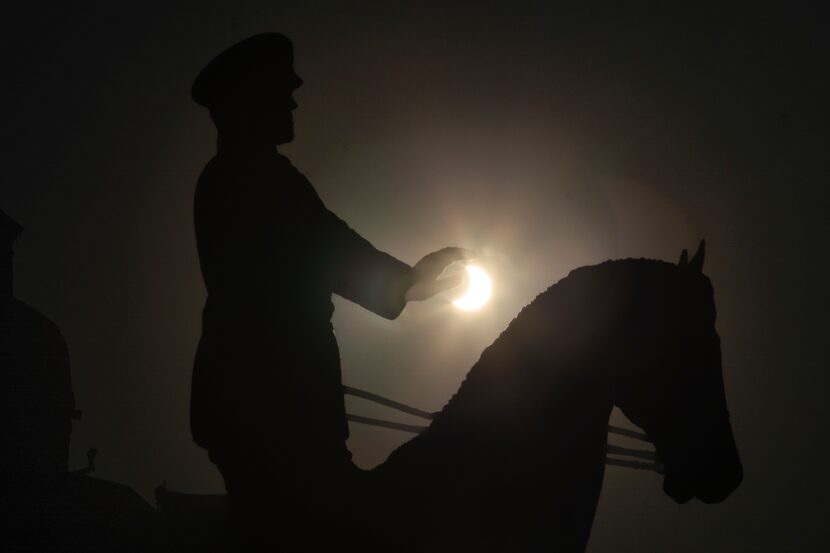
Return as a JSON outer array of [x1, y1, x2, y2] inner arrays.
[[510, 362, 614, 470], [426, 345, 615, 472], [409, 356, 615, 551]]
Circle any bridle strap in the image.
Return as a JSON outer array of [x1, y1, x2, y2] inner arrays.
[[343, 386, 662, 473], [604, 457, 663, 473], [607, 425, 649, 442], [346, 413, 428, 434], [344, 386, 435, 420]]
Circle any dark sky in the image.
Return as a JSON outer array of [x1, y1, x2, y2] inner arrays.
[[1, 3, 827, 551]]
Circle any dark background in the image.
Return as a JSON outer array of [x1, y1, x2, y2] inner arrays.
[[1, 2, 827, 551]]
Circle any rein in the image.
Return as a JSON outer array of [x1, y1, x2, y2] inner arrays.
[[344, 386, 663, 474]]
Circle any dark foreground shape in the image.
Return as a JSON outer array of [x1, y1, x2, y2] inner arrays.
[[3, 474, 161, 553], [1, 209, 161, 552], [155, 485, 230, 552], [160, 243, 742, 552]]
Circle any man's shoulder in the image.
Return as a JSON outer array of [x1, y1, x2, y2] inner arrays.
[[203, 151, 307, 182], [196, 152, 298, 195], [271, 152, 310, 181], [197, 152, 323, 212], [269, 153, 321, 199]]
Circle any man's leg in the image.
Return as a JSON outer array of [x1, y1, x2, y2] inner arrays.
[[209, 447, 298, 547]]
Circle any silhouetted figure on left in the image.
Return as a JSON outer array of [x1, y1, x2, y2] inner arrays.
[[0, 209, 159, 552], [189, 33, 470, 546], [0, 209, 75, 487]]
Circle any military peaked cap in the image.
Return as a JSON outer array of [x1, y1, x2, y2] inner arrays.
[[191, 33, 298, 108]]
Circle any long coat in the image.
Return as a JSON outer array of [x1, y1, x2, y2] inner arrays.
[[190, 141, 412, 475]]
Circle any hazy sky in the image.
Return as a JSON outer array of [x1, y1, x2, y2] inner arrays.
[[1, 3, 827, 551]]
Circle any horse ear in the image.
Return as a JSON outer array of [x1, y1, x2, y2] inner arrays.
[[677, 249, 689, 266], [689, 239, 705, 272]]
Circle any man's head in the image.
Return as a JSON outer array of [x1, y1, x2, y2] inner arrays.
[[192, 33, 303, 145]]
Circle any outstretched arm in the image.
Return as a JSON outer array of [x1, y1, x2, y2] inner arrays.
[[319, 206, 471, 318], [317, 205, 409, 319], [283, 163, 471, 318]]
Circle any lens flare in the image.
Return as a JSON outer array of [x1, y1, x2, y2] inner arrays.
[[453, 265, 492, 311]]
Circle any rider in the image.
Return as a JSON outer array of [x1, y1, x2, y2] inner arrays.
[[189, 33, 469, 541]]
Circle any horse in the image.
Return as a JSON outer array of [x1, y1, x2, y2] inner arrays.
[[157, 241, 742, 552], [363, 241, 742, 552]]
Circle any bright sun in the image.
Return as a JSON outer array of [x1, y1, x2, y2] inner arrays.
[[453, 265, 493, 311]]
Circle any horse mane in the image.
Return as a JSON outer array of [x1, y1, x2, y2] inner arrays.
[[511, 257, 679, 329]]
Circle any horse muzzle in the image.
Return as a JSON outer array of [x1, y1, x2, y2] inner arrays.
[[662, 447, 743, 504]]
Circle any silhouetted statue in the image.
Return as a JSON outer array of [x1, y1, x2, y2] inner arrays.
[[369, 241, 743, 551], [0, 209, 160, 552], [189, 33, 469, 544], [163, 241, 743, 551]]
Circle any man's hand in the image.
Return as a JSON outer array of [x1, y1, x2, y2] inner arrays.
[[405, 247, 475, 302]]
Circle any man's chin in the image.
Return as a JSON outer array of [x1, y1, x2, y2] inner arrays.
[[274, 127, 294, 145]]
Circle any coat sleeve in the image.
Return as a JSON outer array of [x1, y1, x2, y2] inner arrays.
[[318, 205, 414, 319], [276, 157, 414, 319]]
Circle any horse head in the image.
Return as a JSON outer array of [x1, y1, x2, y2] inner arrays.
[[611, 241, 743, 504]]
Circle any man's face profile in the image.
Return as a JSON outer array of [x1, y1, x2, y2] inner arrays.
[[250, 68, 303, 145]]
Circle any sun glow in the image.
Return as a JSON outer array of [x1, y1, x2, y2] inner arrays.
[[453, 265, 492, 311]]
